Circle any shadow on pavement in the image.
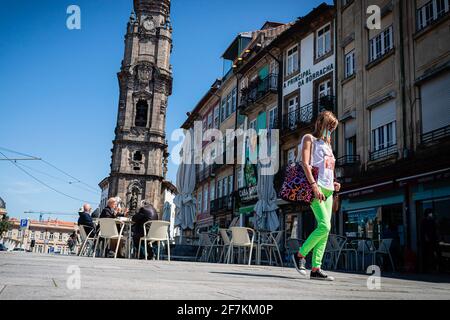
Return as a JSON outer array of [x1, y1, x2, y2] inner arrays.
[[210, 271, 299, 280]]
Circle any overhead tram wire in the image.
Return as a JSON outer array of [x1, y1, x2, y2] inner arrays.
[[15, 162, 101, 196], [0, 146, 100, 193], [0, 150, 99, 206]]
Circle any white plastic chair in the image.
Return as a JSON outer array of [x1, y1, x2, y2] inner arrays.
[[78, 224, 96, 257], [227, 227, 255, 265], [93, 218, 125, 259], [372, 239, 395, 272], [138, 220, 171, 261]]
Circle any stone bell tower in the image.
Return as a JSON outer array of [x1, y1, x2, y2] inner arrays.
[[106, 0, 173, 215]]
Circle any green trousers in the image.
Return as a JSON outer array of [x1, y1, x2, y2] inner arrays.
[[299, 186, 334, 269]]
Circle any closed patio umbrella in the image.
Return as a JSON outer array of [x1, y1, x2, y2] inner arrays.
[[162, 201, 172, 222], [254, 162, 280, 232], [174, 128, 197, 231]]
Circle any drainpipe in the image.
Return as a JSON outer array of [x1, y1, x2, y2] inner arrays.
[[399, 0, 410, 250]]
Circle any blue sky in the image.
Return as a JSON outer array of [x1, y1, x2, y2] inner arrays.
[[0, 0, 332, 221]]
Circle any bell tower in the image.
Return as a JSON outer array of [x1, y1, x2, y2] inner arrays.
[[106, 0, 173, 214]]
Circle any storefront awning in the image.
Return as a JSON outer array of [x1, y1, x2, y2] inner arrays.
[[238, 205, 255, 215]]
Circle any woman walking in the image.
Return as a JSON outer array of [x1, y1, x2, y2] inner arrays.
[[292, 111, 341, 281]]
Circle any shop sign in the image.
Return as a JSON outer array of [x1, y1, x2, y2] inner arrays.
[[283, 63, 334, 95], [238, 185, 258, 203]]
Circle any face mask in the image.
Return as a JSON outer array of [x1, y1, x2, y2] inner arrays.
[[322, 129, 332, 140]]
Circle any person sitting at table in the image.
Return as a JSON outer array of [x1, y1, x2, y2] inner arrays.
[[132, 204, 158, 259], [99, 197, 128, 258], [77, 203, 96, 236]]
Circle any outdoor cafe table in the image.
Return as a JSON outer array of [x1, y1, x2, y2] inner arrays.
[[115, 218, 134, 259]]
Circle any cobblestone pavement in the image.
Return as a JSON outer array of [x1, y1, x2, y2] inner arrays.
[[0, 252, 449, 300]]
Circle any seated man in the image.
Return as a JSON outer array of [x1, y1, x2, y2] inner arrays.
[[99, 197, 128, 257], [132, 204, 158, 259], [77, 203, 96, 237]]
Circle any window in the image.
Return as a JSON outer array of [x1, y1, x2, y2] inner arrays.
[[420, 71, 450, 134], [135, 100, 149, 127], [318, 80, 332, 98], [39, 232, 44, 240], [417, 0, 449, 31], [237, 166, 244, 188], [287, 96, 299, 127], [7, 231, 12, 238], [226, 92, 233, 117], [197, 191, 202, 213], [346, 136, 356, 156], [286, 45, 299, 76], [371, 100, 397, 152], [207, 112, 213, 129], [133, 151, 143, 162], [231, 87, 237, 113], [18, 230, 22, 238], [268, 106, 278, 129], [228, 175, 234, 194], [214, 105, 220, 128], [369, 26, 393, 62], [345, 50, 355, 78], [203, 186, 208, 213], [223, 177, 228, 196], [210, 180, 215, 201], [49, 233, 54, 240], [218, 179, 223, 198], [59, 233, 63, 241], [202, 117, 207, 133], [317, 24, 331, 58], [30, 231, 35, 240], [221, 98, 227, 122]]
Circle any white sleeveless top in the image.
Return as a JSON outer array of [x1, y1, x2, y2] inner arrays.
[[297, 134, 336, 191]]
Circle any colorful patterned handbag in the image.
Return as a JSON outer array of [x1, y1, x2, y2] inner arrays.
[[279, 135, 319, 204]]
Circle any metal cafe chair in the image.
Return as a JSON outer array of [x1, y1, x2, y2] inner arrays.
[[195, 232, 220, 263], [78, 224, 96, 257], [371, 238, 395, 272], [329, 235, 358, 271], [259, 230, 284, 267], [218, 228, 231, 263]]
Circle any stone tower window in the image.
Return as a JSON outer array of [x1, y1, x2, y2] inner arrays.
[[135, 99, 148, 127], [133, 151, 143, 162]]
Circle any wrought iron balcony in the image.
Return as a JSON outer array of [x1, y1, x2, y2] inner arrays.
[[239, 74, 278, 113], [282, 95, 335, 133], [369, 144, 398, 161], [337, 155, 361, 167], [210, 195, 233, 214], [421, 124, 450, 145]]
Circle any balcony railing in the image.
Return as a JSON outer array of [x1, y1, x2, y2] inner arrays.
[[421, 124, 450, 145], [239, 74, 278, 112], [282, 95, 335, 132], [369, 144, 398, 161], [337, 155, 361, 167], [196, 165, 216, 183], [210, 195, 233, 214]]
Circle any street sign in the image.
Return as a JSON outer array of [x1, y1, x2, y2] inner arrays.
[[20, 219, 28, 229]]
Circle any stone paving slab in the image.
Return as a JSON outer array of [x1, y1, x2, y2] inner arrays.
[[0, 252, 449, 300]]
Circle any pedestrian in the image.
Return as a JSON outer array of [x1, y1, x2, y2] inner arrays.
[[291, 111, 341, 281], [421, 208, 440, 273], [67, 232, 78, 254]]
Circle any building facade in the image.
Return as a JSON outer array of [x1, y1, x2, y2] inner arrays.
[[104, 0, 173, 215], [2, 219, 79, 254], [178, 0, 449, 272], [335, 0, 450, 272]]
